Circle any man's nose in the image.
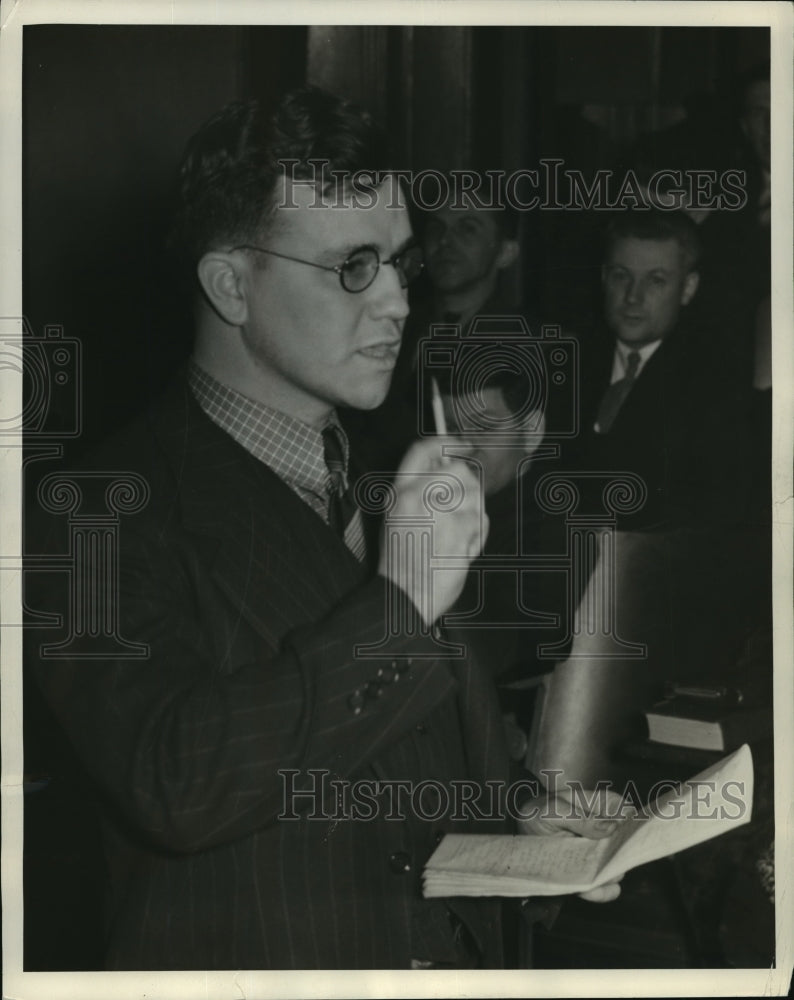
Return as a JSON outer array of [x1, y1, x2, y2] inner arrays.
[[370, 262, 410, 321], [624, 278, 642, 305]]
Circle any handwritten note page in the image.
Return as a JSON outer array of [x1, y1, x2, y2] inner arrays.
[[424, 831, 613, 897], [423, 744, 753, 898], [598, 743, 754, 885]]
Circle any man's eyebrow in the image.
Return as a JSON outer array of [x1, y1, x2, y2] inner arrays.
[[315, 236, 416, 265], [313, 242, 369, 265]]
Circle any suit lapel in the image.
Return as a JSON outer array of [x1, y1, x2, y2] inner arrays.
[[149, 381, 368, 646], [147, 382, 499, 788]]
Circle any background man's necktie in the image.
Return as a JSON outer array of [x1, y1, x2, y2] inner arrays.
[[322, 424, 367, 561], [594, 350, 641, 434]]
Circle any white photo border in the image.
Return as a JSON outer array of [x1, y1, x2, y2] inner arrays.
[[1, 2, 791, 997]]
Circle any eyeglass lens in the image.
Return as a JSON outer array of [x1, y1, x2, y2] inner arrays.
[[340, 246, 423, 292]]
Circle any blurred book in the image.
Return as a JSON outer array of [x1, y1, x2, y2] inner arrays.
[[423, 745, 753, 898], [645, 693, 771, 752]]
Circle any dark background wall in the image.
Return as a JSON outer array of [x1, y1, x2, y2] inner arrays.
[[21, 23, 768, 971], [23, 25, 307, 458]]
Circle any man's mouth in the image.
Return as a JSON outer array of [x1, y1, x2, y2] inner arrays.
[[358, 343, 401, 362]]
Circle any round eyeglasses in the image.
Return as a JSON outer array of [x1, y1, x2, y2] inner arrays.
[[231, 242, 424, 294]]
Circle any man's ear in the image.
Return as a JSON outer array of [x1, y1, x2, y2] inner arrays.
[[495, 239, 520, 272], [520, 408, 546, 456], [197, 252, 249, 326], [680, 270, 700, 306]]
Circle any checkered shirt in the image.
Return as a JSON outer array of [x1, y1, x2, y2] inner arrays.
[[188, 362, 366, 560]]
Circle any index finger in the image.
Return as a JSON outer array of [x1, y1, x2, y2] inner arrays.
[[563, 816, 622, 840], [397, 435, 474, 474]]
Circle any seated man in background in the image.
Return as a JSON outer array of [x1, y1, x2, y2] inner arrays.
[[347, 180, 575, 694], [624, 62, 771, 394], [564, 208, 764, 689], [430, 361, 562, 682], [569, 208, 752, 533], [419, 182, 521, 328], [346, 181, 570, 685]]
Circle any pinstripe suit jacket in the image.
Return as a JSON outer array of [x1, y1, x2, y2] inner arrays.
[[30, 379, 510, 970]]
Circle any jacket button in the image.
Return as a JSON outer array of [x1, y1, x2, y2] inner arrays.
[[389, 851, 412, 874], [366, 680, 384, 699], [348, 690, 365, 714], [415, 723, 427, 735]]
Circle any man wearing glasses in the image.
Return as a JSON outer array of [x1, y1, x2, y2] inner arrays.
[[30, 87, 617, 971]]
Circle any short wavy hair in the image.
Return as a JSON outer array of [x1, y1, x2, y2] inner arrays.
[[603, 208, 702, 273], [168, 86, 391, 273]]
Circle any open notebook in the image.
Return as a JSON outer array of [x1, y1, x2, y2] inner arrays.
[[423, 744, 753, 897]]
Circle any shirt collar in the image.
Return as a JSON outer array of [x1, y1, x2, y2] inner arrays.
[[615, 337, 663, 373], [188, 361, 347, 500]]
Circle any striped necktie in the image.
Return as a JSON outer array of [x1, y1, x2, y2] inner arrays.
[[594, 350, 641, 434], [321, 424, 366, 561]]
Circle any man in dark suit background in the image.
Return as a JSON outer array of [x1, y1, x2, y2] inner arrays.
[[570, 209, 752, 532], [562, 209, 764, 689], [27, 87, 619, 972]]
